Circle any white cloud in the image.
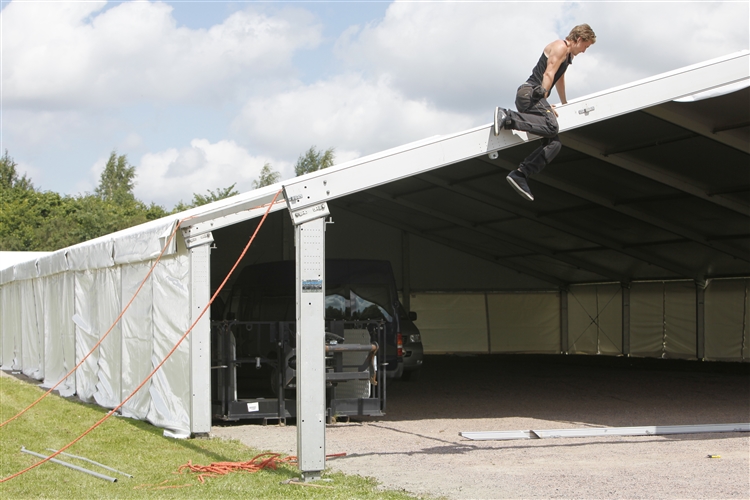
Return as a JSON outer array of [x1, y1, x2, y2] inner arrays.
[[232, 73, 477, 161], [132, 138, 287, 208], [3, 1, 322, 109], [334, 3, 565, 113], [334, 2, 749, 111]]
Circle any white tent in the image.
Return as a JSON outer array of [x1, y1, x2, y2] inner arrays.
[[1, 52, 748, 450]]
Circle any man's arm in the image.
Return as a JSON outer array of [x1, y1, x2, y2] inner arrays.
[[554, 74, 567, 104], [541, 40, 568, 98]]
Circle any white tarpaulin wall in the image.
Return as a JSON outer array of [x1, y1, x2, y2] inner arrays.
[[411, 279, 749, 362], [0, 219, 194, 437]]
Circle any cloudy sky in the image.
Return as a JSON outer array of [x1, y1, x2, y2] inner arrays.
[[2, 1, 748, 209]]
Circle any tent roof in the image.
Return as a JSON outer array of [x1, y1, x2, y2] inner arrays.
[[2, 51, 748, 286]]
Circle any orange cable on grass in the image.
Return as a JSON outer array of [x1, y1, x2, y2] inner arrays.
[[0, 189, 283, 484], [177, 452, 346, 484], [0, 217, 189, 430], [178, 453, 297, 484]]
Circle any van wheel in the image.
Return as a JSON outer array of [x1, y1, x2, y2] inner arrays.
[[401, 369, 420, 382]]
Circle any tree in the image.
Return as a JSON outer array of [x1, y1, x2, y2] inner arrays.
[[172, 184, 240, 212], [294, 146, 335, 176], [95, 151, 136, 204], [0, 149, 34, 191], [252, 163, 281, 189]]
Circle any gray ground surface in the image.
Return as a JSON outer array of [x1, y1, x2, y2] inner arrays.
[[212, 354, 750, 500]]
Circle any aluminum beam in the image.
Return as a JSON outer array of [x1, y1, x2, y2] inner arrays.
[[180, 190, 286, 238], [696, 283, 706, 360], [460, 423, 750, 441], [563, 133, 750, 217], [420, 170, 698, 281], [488, 152, 749, 263], [643, 103, 750, 154], [294, 216, 327, 481], [188, 241, 212, 435], [282, 52, 749, 217], [368, 190, 625, 281], [334, 202, 565, 287]]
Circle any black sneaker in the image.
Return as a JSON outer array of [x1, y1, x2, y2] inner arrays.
[[494, 107, 509, 136], [506, 170, 534, 201]]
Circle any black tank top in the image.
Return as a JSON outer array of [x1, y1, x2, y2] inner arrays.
[[527, 50, 572, 89]]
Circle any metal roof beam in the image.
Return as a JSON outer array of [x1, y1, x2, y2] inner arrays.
[[495, 155, 749, 262], [333, 202, 565, 287], [642, 104, 750, 154], [281, 52, 750, 217], [563, 133, 750, 217], [367, 190, 627, 282], [422, 168, 704, 279]]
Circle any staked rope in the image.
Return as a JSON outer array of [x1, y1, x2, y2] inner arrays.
[[0, 189, 282, 484]]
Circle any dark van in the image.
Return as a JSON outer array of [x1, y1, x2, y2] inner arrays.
[[224, 259, 423, 379]]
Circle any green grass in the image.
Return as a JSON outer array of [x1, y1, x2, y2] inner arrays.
[[0, 374, 419, 499]]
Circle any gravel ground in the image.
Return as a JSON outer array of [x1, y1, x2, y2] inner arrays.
[[212, 354, 750, 499]]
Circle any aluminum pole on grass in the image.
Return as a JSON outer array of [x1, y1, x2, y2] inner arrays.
[[284, 186, 330, 482]]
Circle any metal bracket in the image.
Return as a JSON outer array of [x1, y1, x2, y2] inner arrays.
[[183, 231, 214, 249], [578, 106, 596, 116]]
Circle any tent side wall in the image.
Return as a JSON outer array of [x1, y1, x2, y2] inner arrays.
[[408, 279, 749, 361], [0, 228, 197, 437]]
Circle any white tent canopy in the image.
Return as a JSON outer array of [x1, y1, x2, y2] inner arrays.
[[1, 51, 748, 439]]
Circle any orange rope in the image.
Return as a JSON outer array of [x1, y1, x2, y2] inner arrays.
[[0, 190, 283, 484], [177, 452, 347, 484], [0, 217, 188, 429], [178, 453, 297, 484]]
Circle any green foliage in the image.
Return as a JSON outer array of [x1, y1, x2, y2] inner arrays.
[[95, 151, 137, 204], [294, 146, 335, 177], [0, 374, 418, 499], [252, 163, 281, 189], [173, 184, 240, 212], [0, 150, 169, 251], [0, 149, 34, 191]]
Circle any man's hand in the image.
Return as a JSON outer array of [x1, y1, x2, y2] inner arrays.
[[551, 104, 558, 117]]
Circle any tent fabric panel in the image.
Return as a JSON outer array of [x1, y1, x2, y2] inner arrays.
[[120, 262, 154, 419], [0, 266, 14, 285], [38, 250, 68, 277], [92, 267, 122, 409], [663, 282, 696, 359], [73, 270, 101, 402], [39, 275, 65, 392], [0, 282, 21, 369], [147, 253, 191, 438], [67, 239, 115, 271], [568, 287, 598, 354], [41, 273, 76, 396], [410, 293, 488, 354], [14, 259, 39, 281], [113, 220, 177, 265], [19, 279, 43, 380], [568, 285, 622, 355], [488, 293, 560, 353], [705, 279, 749, 361], [630, 283, 666, 358], [596, 285, 623, 355]]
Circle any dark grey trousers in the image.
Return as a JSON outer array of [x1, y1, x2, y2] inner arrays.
[[506, 84, 562, 177]]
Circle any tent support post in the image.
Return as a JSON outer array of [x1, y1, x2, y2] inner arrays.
[[622, 283, 631, 357], [401, 231, 411, 312], [292, 210, 329, 481], [696, 282, 706, 360], [560, 288, 569, 354], [188, 240, 213, 435]]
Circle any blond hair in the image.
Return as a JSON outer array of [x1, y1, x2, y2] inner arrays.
[[566, 24, 596, 44]]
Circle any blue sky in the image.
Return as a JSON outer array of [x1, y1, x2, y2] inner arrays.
[[2, 1, 748, 209]]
